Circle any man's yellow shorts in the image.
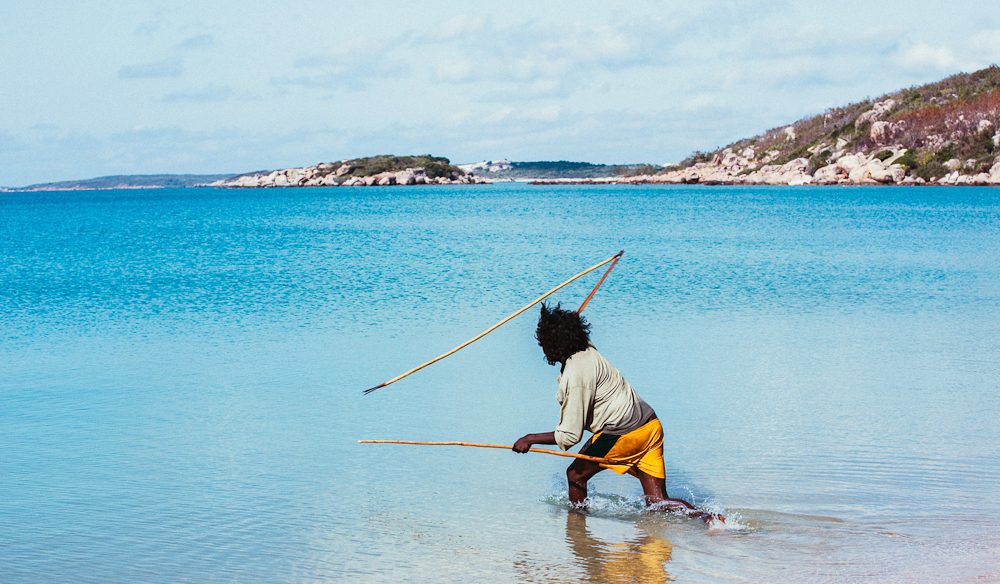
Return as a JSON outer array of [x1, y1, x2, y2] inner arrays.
[[580, 417, 666, 479]]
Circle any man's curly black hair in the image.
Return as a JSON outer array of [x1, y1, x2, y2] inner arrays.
[[535, 302, 592, 365]]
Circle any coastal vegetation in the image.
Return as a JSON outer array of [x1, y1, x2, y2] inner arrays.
[[661, 65, 1000, 186], [338, 155, 462, 179]]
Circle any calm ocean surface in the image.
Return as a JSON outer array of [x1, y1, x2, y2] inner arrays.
[[2, 183, 999, 583]]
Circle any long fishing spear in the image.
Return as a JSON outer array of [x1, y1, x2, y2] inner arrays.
[[358, 440, 617, 464], [576, 249, 622, 314], [363, 250, 624, 395]]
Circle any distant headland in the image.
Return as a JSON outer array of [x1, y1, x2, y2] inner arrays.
[[4, 67, 998, 191], [2, 174, 238, 192]]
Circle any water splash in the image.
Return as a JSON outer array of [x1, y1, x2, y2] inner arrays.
[[542, 485, 750, 531]]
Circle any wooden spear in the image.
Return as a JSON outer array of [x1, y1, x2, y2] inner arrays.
[[576, 249, 622, 313], [358, 439, 618, 464], [363, 250, 624, 395]]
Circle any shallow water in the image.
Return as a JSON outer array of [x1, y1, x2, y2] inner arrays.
[[2, 184, 999, 582]]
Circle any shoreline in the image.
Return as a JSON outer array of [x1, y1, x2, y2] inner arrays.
[[524, 178, 998, 187], [5, 180, 1000, 193], [0, 185, 171, 193], [528, 147, 1000, 188]]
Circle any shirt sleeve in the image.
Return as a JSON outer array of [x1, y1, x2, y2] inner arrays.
[[554, 382, 596, 450]]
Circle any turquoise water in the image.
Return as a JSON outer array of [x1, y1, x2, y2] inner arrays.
[[2, 184, 999, 582]]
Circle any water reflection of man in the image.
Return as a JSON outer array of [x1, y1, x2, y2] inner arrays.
[[564, 512, 674, 583], [512, 303, 722, 523]]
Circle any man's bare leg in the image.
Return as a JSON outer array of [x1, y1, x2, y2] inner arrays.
[[566, 458, 605, 509], [628, 467, 725, 524]]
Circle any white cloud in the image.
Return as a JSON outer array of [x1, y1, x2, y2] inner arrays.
[[413, 16, 681, 88], [161, 85, 233, 103], [432, 60, 479, 83], [176, 34, 214, 51], [894, 43, 957, 73], [481, 107, 514, 125], [427, 15, 488, 41], [0, 130, 24, 156], [281, 37, 411, 88], [969, 30, 1000, 64], [681, 93, 729, 113], [118, 57, 184, 79], [534, 23, 648, 68], [134, 19, 161, 36], [479, 78, 574, 102]]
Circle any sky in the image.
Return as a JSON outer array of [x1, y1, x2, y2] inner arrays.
[[1, 0, 999, 186]]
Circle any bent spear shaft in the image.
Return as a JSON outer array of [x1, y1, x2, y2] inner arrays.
[[358, 440, 616, 464], [577, 250, 622, 313], [363, 250, 624, 395]]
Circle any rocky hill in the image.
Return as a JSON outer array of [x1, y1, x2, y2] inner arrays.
[[211, 155, 487, 188], [539, 66, 1000, 187]]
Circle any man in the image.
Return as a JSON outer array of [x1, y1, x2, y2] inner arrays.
[[512, 303, 721, 523]]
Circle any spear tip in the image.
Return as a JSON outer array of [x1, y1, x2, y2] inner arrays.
[[362, 383, 385, 395]]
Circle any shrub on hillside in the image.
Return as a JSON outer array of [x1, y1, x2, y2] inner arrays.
[[616, 164, 662, 176], [344, 155, 463, 178], [893, 87, 1000, 153], [679, 151, 713, 167], [914, 160, 949, 181], [807, 150, 832, 174], [895, 149, 918, 171]]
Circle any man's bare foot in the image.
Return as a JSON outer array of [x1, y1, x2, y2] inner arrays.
[[666, 505, 725, 524], [703, 513, 726, 525]]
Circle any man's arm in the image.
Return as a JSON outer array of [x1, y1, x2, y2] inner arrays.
[[553, 382, 594, 450], [514, 380, 595, 453], [512, 431, 557, 453]]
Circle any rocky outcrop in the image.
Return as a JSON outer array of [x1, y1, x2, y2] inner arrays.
[[869, 120, 907, 145], [529, 148, 1000, 187], [855, 99, 897, 127], [458, 159, 512, 173], [211, 162, 490, 188], [655, 147, 914, 186]]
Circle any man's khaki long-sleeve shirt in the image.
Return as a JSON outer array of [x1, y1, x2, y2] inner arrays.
[[554, 346, 656, 450]]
